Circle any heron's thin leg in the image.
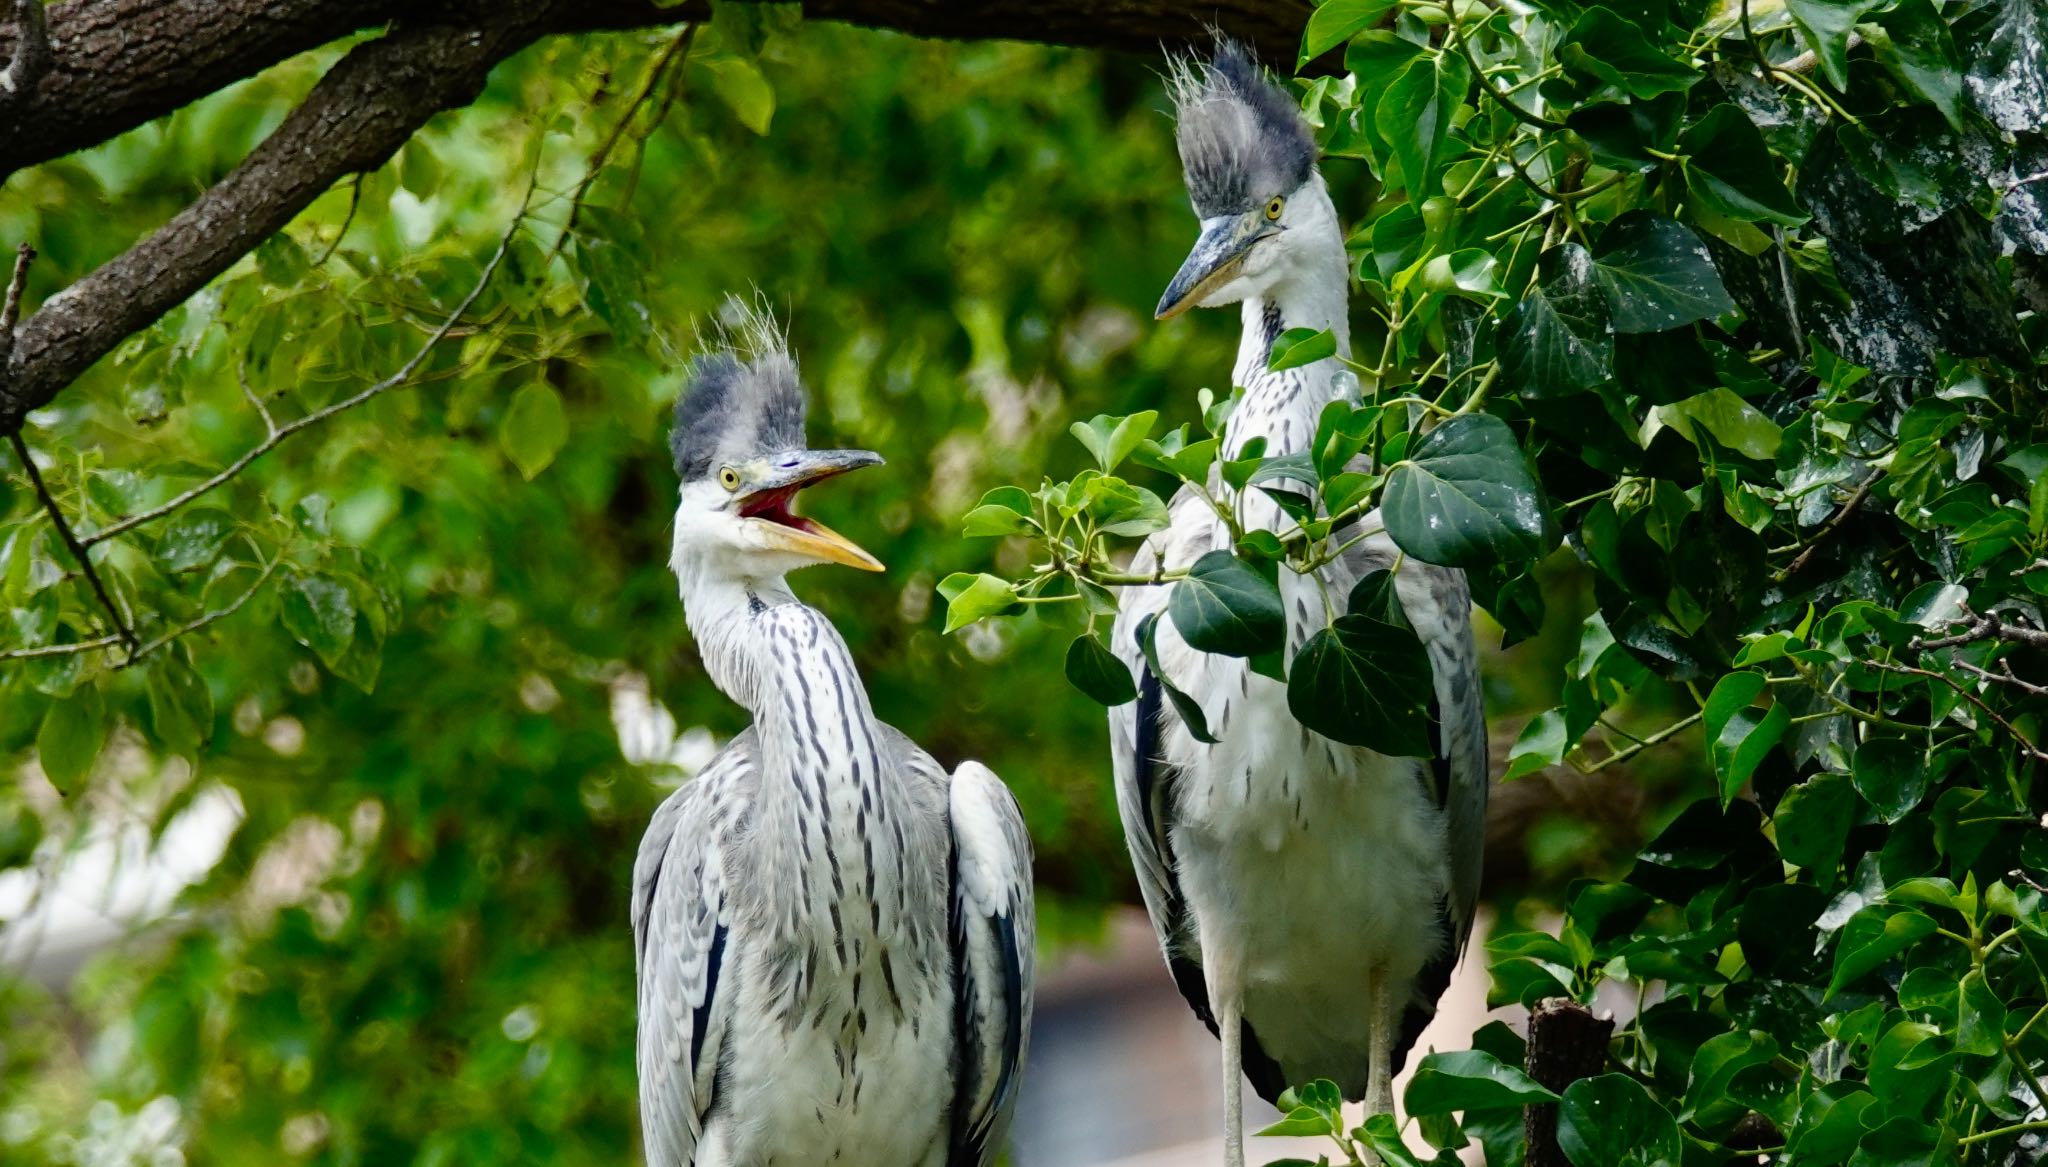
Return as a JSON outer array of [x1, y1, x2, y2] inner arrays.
[[1362, 964, 1397, 1166], [1219, 992, 1247, 1167]]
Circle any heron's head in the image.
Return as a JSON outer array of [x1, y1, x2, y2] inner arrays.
[[669, 307, 883, 581], [1156, 40, 1332, 319]]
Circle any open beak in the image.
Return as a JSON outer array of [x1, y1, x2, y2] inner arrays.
[[1156, 212, 1275, 320], [739, 449, 886, 572]]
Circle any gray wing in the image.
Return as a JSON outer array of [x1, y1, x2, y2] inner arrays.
[[936, 757, 1036, 1167], [631, 733, 755, 1167]]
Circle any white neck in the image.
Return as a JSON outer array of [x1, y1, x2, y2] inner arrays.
[[671, 550, 801, 714], [1225, 183, 1351, 463]]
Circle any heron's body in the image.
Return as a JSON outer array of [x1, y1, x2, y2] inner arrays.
[[634, 311, 1033, 1167], [1115, 45, 1487, 1165]]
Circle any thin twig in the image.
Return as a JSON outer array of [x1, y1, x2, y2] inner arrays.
[[80, 208, 528, 550], [119, 555, 283, 668], [1863, 659, 2048, 765], [312, 173, 364, 267], [1914, 608, 2048, 651], [1775, 477, 1873, 578], [1575, 710, 1703, 773], [549, 25, 698, 265], [0, 242, 141, 655]]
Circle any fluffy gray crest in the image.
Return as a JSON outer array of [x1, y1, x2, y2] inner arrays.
[[1168, 39, 1316, 217], [671, 298, 806, 482]]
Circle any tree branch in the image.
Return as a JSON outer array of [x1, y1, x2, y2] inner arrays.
[[0, 0, 50, 114]]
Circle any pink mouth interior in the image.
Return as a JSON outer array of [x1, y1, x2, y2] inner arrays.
[[739, 486, 821, 534]]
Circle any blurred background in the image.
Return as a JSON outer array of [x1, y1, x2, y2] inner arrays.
[[0, 17, 1708, 1166]]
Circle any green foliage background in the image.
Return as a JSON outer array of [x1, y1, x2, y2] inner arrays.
[[2, 0, 2047, 1164]]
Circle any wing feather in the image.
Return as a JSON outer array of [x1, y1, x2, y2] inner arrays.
[[632, 735, 755, 1167]]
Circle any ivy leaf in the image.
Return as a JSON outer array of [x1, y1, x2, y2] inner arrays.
[[1169, 551, 1285, 658], [1785, 0, 1883, 89], [499, 380, 568, 480], [1070, 411, 1158, 473], [281, 570, 359, 667], [1870, 0, 1967, 129], [1133, 427, 1220, 482], [1559, 8, 1700, 98], [1702, 670, 1789, 806], [1498, 243, 1613, 399], [1591, 212, 1736, 333], [1558, 1074, 1682, 1167], [937, 572, 1019, 633], [1853, 736, 1930, 823], [1420, 248, 1504, 300], [1286, 613, 1435, 756], [1137, 612, 1219, 744], [37, 683, 105, 793], [1375, 51, 1469, 195], [1406, 1050, 1561, 1115], [1827, 905, 1937, 998], [1654, 388, 1786, 460], [1065, 633, 1137, 706], [1383, 413, 1552, 568], [1268, 327, 1337, 372], [1679, 106, 1808, 226], [1299, 0, 1398, 65], [156, 507, 237, 573]]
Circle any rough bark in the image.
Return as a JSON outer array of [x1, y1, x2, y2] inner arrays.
[[1523, 997, 1613, 1167], [0, 0, 1308, 433]]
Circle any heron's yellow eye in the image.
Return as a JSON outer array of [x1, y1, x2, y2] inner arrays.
[[718, 467, 741, 492], [1265, 196, 1285, 222]]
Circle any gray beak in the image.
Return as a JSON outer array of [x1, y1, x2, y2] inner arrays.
[[751, 448, 885, 493], [1156, 212, 1274, 320], [738, 449, 886, 572]]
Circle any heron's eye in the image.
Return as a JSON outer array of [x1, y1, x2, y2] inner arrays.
[[718, 467, 741, 492], [1265, 196, 1285, 222]]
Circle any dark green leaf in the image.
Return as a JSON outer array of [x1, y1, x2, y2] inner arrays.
[[37, 684, 104, 792], [1591, 212, 1736, 332], [1137, 612, 1219, 744], [1827, 905, 1937, 998], [147, 654, 214, 756], [1375, 52, 1469, 193], [1774, 772, 1856, 870], [1383, 414, 1551, 568], [1785, 0, 1883, 88], [1498, 243, 1613, 400], [1168, 551, 1285, 658], [1065, 633, 1136, 706], [1679, 106, 1808, 226], [1702, 670, 1789, 806], [1300, 0, 1398, 64], [1269, 327, 1338, 372], [1871, 0, 1966, 128], [1559, 8, 1700, 98], [1287, 613, 1434, 755], [1406, 1050, 1561, 1115], [1963, 0, 2048, 132], [1558, 1073, 1681, 1167], [280, 570, 358, 667], [1853, 737, 1929, 823]]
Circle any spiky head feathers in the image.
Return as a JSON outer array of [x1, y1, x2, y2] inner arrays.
[[1168, 39, 1317, 218], [670, 300, 806, 482]]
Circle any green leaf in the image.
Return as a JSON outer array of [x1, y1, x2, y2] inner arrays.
[[1353, 1112, 1436, 1167], [1683, 1030, 1779, 1123], [1870, 0, 1966, 128], [1557, 1074, 1681, 1167], [1070, 411, 1159, 473], [1255, 1107, 1334, 1138], [1702, 671, 1789, 806], [1406, 1050, 1561, 1116], [1089, 479, 1171, 537], [1133, 427, 1220, 482], [37, 684, 105, 792], [1300, 0, 1398, 64], [1168, 551, 1285, 658], [1679, 106, 1808, 227], [156, 507, 237, 573], [280, 570, 358, 667], [1559, 8, 1700, 98], [1827, 905, 1937, 998], [703, 57, 775, 134], [499, 380, 568, 480], [1288, 613, 1435, 755], [1655, 388, 1785, 461], [1137, 612, 1219, 744], [1853, 736, 1929, 823], [1383, 413, 1551, 568], [1964, 0, 2048, 132], [1504, 708, 1569, 781], [1498, 243, 1613, 399], [1268, 327, 1338, 372], [1375, 52, 1469, 194], [938, 572, 1019, 634], [1591, 212, 1736, 333], [1786, 0, 1882, 89], [147, 654, 214, 756], [961, 486, 1035, 537], [1420, 248, 1504, 300], [1065, 633, 1137, 706], [1851, 1116, 1944, 1167], [1774, 772, 1856, 870]]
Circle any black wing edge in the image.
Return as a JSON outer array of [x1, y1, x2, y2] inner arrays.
[[1139, 671, 1289, 1105], [947, 839, 1027, 1167]]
